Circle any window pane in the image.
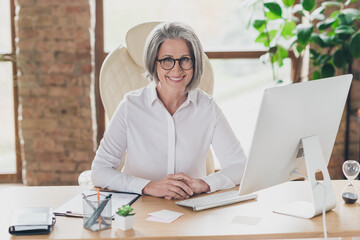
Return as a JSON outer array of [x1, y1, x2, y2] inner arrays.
[[0, 62, 16, 174], [104, 0, 264, 52], [211, 59, 291, 168], [0, 0, 12, 52]]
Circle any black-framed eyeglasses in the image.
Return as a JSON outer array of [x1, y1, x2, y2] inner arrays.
[[156, 57, 194, 70]]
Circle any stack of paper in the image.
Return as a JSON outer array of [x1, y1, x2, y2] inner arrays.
[[146, 209, 183, 223]]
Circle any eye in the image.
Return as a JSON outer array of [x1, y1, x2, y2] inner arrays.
[[162, 58, 174, 63], [180, 57, 191, 62]]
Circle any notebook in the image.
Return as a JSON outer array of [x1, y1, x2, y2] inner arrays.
[[8, 207, 55, 235]]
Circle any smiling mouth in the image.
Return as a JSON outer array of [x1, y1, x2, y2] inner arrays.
[[168, 76, 184, 82]]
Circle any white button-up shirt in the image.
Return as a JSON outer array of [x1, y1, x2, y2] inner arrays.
[[91, 82, 247, 194]]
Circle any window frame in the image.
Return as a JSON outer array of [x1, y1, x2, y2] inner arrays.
[[94, 0, 300, 145], [0, 0, 21, 183]]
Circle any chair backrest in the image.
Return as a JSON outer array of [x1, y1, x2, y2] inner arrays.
[[99, 22, 215, 174]]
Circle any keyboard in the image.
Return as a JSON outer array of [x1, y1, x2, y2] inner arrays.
[[175, 191, 258, 211]]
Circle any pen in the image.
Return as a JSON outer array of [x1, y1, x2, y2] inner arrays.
[[97, 188, 101, 229], [65, 211, 83, 218]]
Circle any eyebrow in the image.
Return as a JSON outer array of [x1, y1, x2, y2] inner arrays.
[[158, 54, 192, 58]]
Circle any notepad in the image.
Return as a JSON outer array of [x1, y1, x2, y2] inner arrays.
[[146, 209, 183, 223], [8, 207, 55, 235]]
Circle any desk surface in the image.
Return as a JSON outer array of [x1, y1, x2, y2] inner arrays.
[[1, 180, 360, 240]]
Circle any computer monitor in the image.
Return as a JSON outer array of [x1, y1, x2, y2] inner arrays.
[[238, 74, 352, 218]]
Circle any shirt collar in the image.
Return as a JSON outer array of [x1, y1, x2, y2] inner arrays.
[[147, 81, 198, 106], [187, 88, 198, 106], [148, 81, 158, 106]]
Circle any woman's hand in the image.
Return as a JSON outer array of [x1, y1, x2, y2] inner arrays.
[[183, 178, 210, 195], [142, 173, 194, 200]]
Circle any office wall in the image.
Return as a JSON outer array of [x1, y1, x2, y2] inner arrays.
[[15, 0, 96, 185]]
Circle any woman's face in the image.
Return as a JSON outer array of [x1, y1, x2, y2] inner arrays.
[[156, 38, 194, 93]]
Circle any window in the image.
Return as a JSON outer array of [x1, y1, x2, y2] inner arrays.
[[96, 1, 297, 164], [0, 0, 20, 182]]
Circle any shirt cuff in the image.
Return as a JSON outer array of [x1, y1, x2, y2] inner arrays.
[[201, 172, 236, 193], [201, 174, 221, 193], [106, 174, 151, 195], [130, 178, 151, 195]]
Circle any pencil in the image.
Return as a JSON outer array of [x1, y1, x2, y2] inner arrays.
[[97, 188, 101, 229]]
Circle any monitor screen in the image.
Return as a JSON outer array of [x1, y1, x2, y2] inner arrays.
[[239, 74, 352, 196]]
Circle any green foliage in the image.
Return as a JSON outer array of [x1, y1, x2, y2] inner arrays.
[[248, 0, 360, 81], [302, 0, 316, 12], [116, 205, 135, 216]]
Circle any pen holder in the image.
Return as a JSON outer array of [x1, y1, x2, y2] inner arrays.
[[83, 194, 112, 231]]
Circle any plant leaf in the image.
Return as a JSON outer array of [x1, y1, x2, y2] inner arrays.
[[265, 11, 282, 20], [311, 34, 326, 47], [312, 70, 321, 80], [264, 2, 282, 17], [338, 13, 353, 25], [321, 63, 335, 78], [335, 25, 355, 35], [117, 205, 134, 216], [330, 10, 340, 19], [321, 1, 342, 7], [320, 35, 333, 47], [302, 0, 316, 11], [281, 21, 296, 39], [317, 54, 331, 65], [255, 30, 277, 47], [349, 33, 360, 58], [310, 6, 325, 21], [309, 48, 319, 60], [333, 49, 347, 68], [296, 24, 313, 45], [296, 43, 306, 54], [342, 8, 360, 20], [271, 45, 288, 67], [253, 19, 267, 32], [282, 0, 295, 7], [255, 32, 268, 44], [317, 18, 336, 31], [343, 45, 354, 63]]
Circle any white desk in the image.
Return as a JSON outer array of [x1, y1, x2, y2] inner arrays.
[[1, 180, 360, 239]]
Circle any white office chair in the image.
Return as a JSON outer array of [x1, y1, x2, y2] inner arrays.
[[78, 22, 215, 186]]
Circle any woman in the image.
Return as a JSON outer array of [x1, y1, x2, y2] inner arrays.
[[91, 22, 247, 200]]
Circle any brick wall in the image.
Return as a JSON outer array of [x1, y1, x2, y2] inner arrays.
[[15, 0, 96, 185]]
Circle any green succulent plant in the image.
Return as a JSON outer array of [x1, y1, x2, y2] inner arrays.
[[116, 205, 135, 216]]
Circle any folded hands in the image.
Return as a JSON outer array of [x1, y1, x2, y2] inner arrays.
[[142, 172, 210, 200]]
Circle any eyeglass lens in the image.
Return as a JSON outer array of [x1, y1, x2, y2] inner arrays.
[[159, 57, 193, 70]]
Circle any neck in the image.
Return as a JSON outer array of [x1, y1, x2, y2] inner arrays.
[[156, 84, 188, 115]]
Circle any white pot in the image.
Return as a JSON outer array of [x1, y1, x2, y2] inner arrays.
[[114, 214, 135, 231]]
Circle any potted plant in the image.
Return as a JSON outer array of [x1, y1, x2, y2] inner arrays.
[[114, 205, 135, 231], [248, 0, 360, 163], [248, 0, 360, 82]]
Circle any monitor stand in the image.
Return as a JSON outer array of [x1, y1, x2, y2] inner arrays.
[[273, 135, 337, 219]]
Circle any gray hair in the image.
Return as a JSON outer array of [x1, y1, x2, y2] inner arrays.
[[143, 22, 204, 92]]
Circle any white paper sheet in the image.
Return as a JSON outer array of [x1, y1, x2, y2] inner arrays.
[[146, 209, 183, 223]]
